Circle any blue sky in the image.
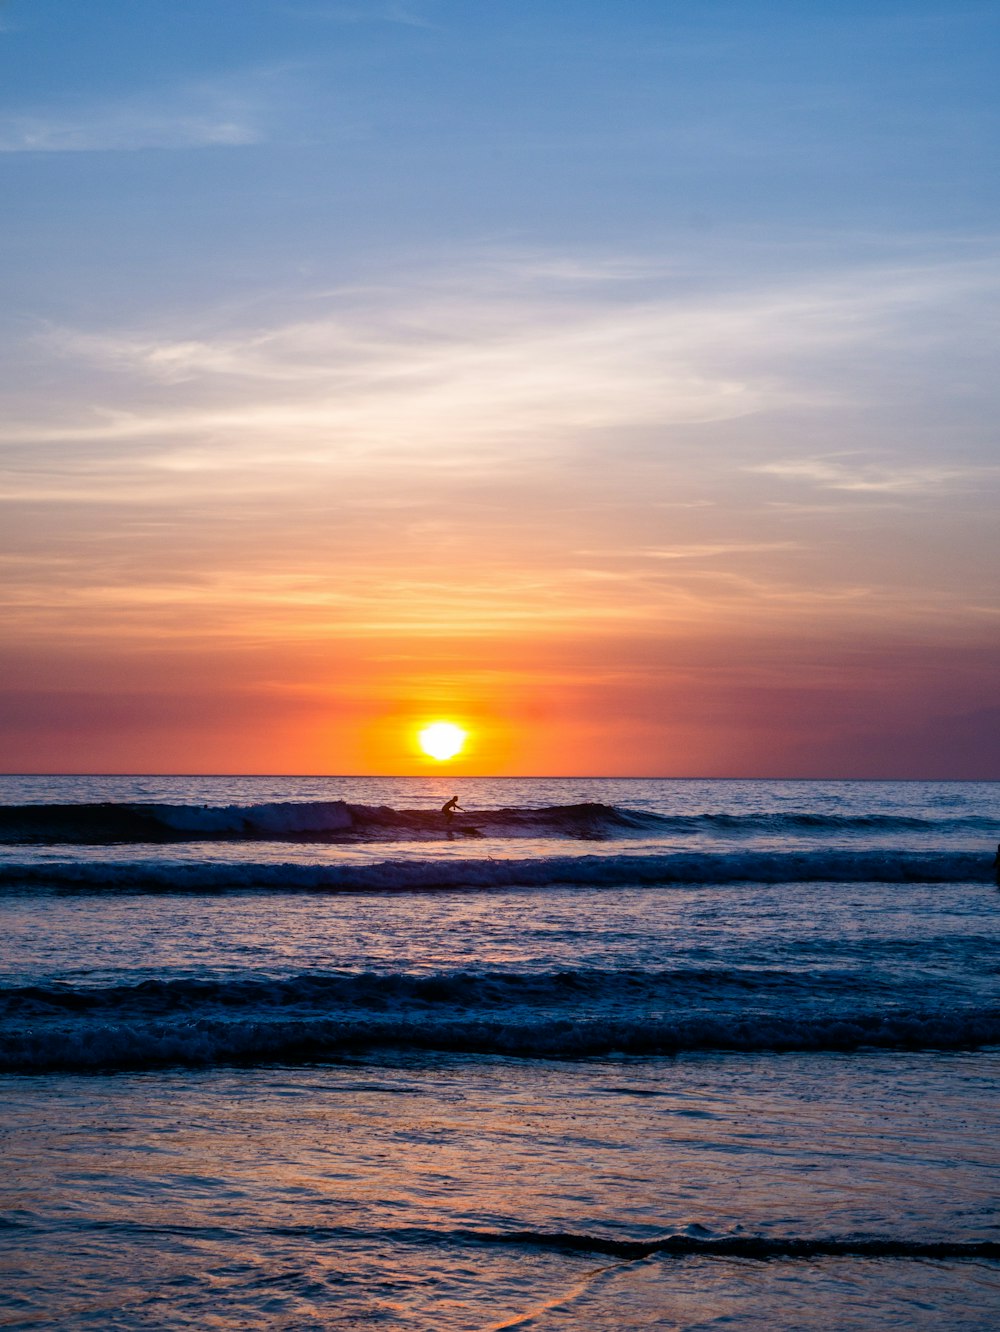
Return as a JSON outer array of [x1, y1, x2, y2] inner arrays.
[[1, 0, 998, 774], [5, 1, 998, 302]]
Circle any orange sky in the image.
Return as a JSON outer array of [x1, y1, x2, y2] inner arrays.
[[3, 612, 997, 777]]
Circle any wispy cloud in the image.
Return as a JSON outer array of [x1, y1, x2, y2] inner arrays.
[[752, 455, 998, 494], [576, 543, 799, 560], [27, 253, 990, 455], [16, 270, 809, 475], [0, 75, 267, 153], [4, 249, 1000, 525]]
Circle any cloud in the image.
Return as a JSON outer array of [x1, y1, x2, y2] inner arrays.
[[0, 76, 266, 152], [11, 269, 806, 486], [3, 246, 999, 529], [752, 455, 998, 494], [576, 543, 799, 560]]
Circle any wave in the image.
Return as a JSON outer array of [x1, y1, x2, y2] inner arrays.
[[363, 1225, 1000, 1264], [0, 848, 992, 893], [415, 1226, 1000, 1263], [0, 799, 994, 845], [0, 800, 650, 844], [190, 1219, 1000, 1264], [664, 811, 999, 833], [0, 965, 902, 1020], [8, 1209, 995, 1264], [3, 1003, 997, 1072]]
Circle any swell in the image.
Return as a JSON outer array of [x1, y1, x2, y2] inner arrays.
[[3, 1006, 997, 1072], [0, 965, 902, 1018], [0, 848, 991, 893], [0, 800, 994, 845], [11, 1214, 997, 1263], [400, 1226, 1000, 1263]]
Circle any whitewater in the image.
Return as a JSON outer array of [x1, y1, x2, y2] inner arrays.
[[2, 775, 998, 1329]]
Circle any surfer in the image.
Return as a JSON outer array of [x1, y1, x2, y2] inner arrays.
[[993, 843, 1000, 887], [441, 796, 463, 824]]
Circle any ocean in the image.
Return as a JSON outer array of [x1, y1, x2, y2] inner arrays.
[[1, 775, 998, 1329]]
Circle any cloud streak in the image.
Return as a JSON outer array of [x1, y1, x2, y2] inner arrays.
[[0, 75, 268, 152], [9, 249, 996, 498], [752, 455, 998, 494]]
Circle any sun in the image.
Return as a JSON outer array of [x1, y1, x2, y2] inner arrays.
[[418, 721, 467, 761]]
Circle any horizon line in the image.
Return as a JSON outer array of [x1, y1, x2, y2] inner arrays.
[[0, 773, 995, 784]]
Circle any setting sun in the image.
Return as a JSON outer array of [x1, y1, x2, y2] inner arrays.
[[417, 721, 467, 761]]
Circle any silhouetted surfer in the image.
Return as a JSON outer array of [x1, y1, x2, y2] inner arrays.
[[441, 796, 463, 824], [993, 843, 1000, 887]]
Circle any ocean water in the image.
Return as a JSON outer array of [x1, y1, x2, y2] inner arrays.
[[1, 775, 998, 1330]]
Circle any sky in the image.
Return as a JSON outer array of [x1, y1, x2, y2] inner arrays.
[[1, 0, 998, 777]]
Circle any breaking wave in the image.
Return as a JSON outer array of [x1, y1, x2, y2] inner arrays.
[[0, 848, 991, 893], [0, 800, 651, 843], [3, 1003, 997, 1072], [0, 799, 995, 845]]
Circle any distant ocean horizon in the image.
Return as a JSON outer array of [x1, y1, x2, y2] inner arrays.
[[3, 775, 998, 1327], [4, 771, 991, 779]]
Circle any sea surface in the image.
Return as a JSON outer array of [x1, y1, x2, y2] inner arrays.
[[1, 775, 998, 1329]]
